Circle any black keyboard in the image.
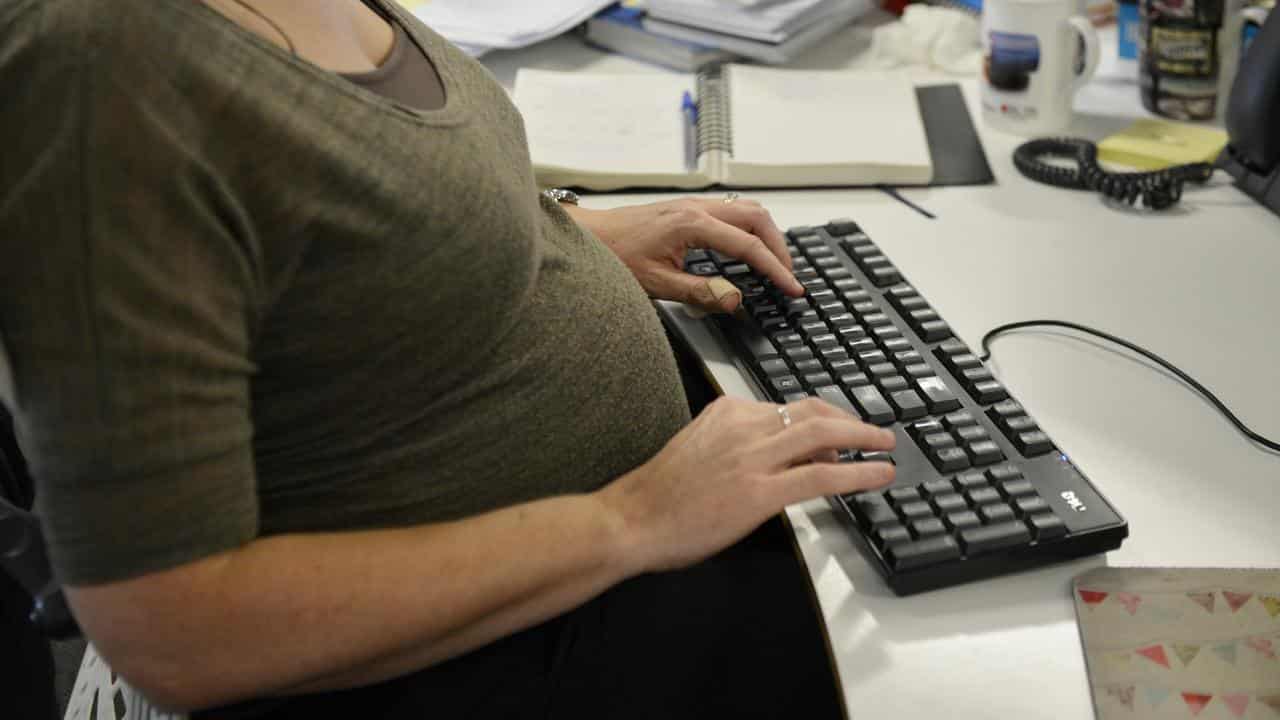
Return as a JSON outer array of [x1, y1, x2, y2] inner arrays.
[[665, 218, 1128, 595]]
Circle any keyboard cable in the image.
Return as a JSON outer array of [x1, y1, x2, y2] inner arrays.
[[978, 320, 1280, 453]]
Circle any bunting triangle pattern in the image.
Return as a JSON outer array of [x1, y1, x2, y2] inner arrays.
[[1137, 644, 1170, 668], [1212, 642, 1238, 665], [1144, 686, 1171, 708], [1188, 591, 1216, 613], [1115, 592, 1142, 615], [1106, 685, 1135, 710], [1244, 635, 1276, 660], [1221, 694, 1251, 718], [1080, 589, 1109, 606], [1182, 692, 1213, 716], [1173, 643, 1201, 667], [1224, 591, 1254, 613], [1262, 595, 1280, 619]]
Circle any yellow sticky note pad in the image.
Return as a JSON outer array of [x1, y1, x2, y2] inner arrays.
[[1098, 119, 1228, 170]]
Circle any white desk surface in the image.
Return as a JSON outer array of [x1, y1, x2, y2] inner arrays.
[[482, 17, 1280, 720]]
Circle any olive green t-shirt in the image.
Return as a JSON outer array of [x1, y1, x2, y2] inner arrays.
[[0, 0, 690, 586]]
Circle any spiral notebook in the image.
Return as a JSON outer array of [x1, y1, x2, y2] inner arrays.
[[513, 64, 935, 191]]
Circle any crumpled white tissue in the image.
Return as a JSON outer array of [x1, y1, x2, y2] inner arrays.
[[868, 5, 982, 75]]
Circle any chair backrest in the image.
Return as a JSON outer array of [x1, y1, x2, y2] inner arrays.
[[1, 403, 79, 639]]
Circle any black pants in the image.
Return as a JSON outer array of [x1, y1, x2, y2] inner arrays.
[[225, 334, 844, 720], [257, 517, 842, 720]]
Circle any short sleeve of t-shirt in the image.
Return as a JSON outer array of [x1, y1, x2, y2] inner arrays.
[[0, 1, 262, 585]]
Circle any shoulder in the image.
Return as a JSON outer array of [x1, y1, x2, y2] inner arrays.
[[0, 0, 246, 96]]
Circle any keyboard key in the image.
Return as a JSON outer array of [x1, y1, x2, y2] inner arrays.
[[880, 337, 913, 354], [960, 367, 994, 385], [919, 320, 952, 342], [867, 362, 897, 378], [785, 346, 814, 363], [889, 390, 927, 420], [1003, 415, 1038, 434], [839, 372, 871, 387], [904, 363, 934, 379], [862, 312, 892, 327], [998, 478, 1035, 499], [871, 325, 903, 342], [723, 263, 751, 276], [966, 487, 1001, 506], [869, 266, 902, 286], [931, 493, 968, 514], [783, 392, 810, 403], [898, 501, 934, 520], [907, 419, 945, 438], [794, 359, 823, 375], [920, 479, 954, 497], [910, 518, 948, 538], [772, 332, 804, 347], [932, 447, 971, 473], [760, 358, 790, 377], [920, 432, 956, 452], [1027, 513, 1067, 541], [978, 503, 1016, 524], [937, 338, 969, 356], [955, 425, 989, 444], [827, 313, 857, 328], [959, 521, 1031, 555], [850, 386, 894, 425], [810, 333, 840, 349], [944, 510, 981, 531], [887, 487, 921, 505], [953, 471, 988, 490], [814, 385, 858, 418], [971, 380, 1009, 404], [985, 464, 1022, 484], [892, 295, 929, 313], [828, 358, 860, 375], [885, 535, 961, 570], [852, 495, 898, 528], [804, 372, 834, 388], [874, 524, 912, 548], [966, 440, 1005, 466], [810, 289, 838, 304], [1016, 431, 1055, 456], [877, 376, 909, 393], [825, 218, 861, 236], [689, 262, 719, 276], [989, 399, 1023, 420], [819, 346, 850, 363], [732, 319, 779, 361], [771, 376, 803, 394], [858, 451, 895, 464], [1013, 496, 1050, 517], [942, 410, 977, 429]]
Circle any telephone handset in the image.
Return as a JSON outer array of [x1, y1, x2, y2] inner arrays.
[[1011, 12, 1280, 214], [1218, 10, 1280, 216]]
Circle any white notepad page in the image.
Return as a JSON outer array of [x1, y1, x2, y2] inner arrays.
[[514, 70, 708, 189], [726, 65, 932, 185]]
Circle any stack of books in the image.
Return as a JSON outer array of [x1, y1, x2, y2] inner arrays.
[[582, 0, 874, 67], [641, 0, 874, 64], [580, 4, 739, 71]]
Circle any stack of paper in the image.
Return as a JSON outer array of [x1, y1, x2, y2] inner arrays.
[[641, 0, 873, 64], [403, 0, 615, 55]]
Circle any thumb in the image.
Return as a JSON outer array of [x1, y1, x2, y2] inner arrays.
[[650, 266, 742, 311], [674, 273, 742, 313]]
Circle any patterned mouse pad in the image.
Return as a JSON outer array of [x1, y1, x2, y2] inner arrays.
[[1073, 568, 1280, 720]]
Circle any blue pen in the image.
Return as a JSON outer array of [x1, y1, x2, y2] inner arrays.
[[681, 90, 698, 171]]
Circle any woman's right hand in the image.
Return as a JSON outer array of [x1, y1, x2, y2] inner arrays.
[[596, 396, 896, 575]]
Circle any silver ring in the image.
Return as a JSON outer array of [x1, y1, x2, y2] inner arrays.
[[776, 405, 792, 430], [723, 191, 740, 204]]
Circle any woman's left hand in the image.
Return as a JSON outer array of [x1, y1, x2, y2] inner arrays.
[[561, 197, 805, 313]]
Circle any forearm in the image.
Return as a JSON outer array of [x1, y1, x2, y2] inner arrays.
[[68, 492, 637, 712]]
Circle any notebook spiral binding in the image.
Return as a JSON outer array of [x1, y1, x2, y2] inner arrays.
[[695, 64, 733, 157]]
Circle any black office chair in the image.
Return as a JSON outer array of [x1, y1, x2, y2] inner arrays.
[[1, 405, 189, 720]]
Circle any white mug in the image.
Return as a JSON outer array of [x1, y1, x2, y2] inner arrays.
[[980, 0, 1101, 135]]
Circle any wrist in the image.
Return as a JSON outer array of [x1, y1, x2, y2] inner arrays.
[[591, 469, 653, 579]]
